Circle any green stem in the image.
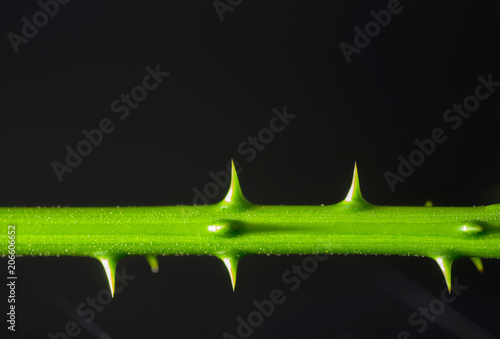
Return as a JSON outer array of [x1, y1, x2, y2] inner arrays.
[[1, 162, 499, 294]]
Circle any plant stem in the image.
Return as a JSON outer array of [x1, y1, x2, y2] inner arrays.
[[1, 162, 499, 294]]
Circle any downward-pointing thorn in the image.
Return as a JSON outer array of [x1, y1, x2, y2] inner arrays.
[[219, 255, 239, 291], [470, 257, 484, 273], [434, 257, 453, 293], [146, 255, 159, 273], [97, 256, 118, 298]]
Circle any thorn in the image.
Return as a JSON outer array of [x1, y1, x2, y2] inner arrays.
[[146, 255, 159, 273], [425, 200, 433, 207], [97, 256, 118, 298], [219, 255, 239, 291], [344, 162, 365, 204], [434, 257, 453, 293], [470, 257, 484, 273], [222, 159, 250, 207]]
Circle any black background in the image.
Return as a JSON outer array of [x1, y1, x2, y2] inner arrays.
[[1, 0, 500, 338]]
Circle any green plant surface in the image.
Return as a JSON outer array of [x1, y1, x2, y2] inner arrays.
[[1, 162, 499, 295]]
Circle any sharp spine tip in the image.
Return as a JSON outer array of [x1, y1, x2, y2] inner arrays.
[[220, 255, 239, 291], [434, 257, 453, 293], [344, 162, 366, 204], [146, 255, 159, 273], [222, 159, 250, 207], [97, 256, 118, 298], [470, 257, 484, 273]]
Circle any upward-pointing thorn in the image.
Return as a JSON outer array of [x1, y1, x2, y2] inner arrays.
[[344, 162, 365, 204], [470, 257, 484, 273], [222, 159, 250, 207], [434, 257, 454, 293], [97, 256, 118, 298], [219, 255, 239, 291]]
